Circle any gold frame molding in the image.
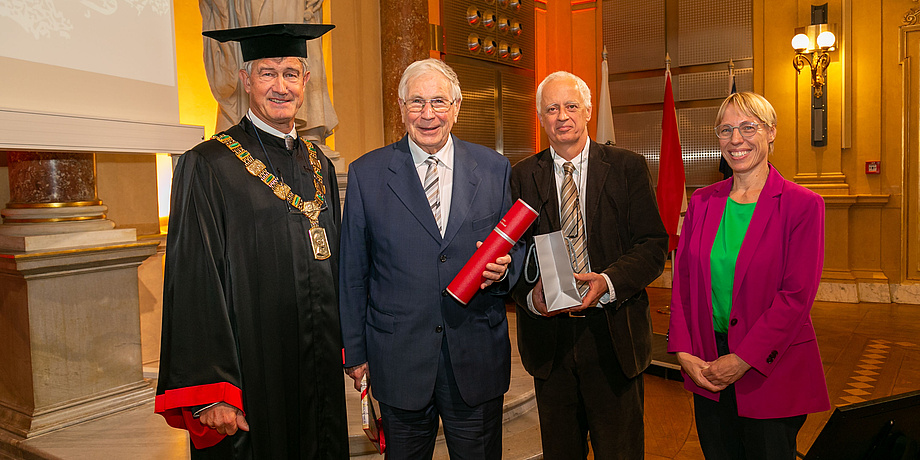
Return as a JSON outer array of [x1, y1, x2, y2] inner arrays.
[[900, 24, 920, 281], [2, 215, 105, 224], [6, 201, 103, 209]]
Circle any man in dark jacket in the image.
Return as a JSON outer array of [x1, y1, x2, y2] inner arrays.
[[510, 71, 668, 459]]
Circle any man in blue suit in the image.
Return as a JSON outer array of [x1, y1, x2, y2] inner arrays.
[[339, 58, 520, 459]]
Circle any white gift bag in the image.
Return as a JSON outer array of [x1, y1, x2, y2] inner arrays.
[[533, 231, 583, 312]]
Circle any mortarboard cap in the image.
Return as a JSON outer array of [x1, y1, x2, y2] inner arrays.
[[203, 23, 334, 62]]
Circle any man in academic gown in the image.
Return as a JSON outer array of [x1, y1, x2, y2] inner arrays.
[[154, 24, 348, 459]]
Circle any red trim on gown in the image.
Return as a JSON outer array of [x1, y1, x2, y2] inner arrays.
[[155, 382, 244, 449]]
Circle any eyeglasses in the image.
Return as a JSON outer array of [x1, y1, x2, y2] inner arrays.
[[402, 98, 455, 113], [715, 122, 767, 139]]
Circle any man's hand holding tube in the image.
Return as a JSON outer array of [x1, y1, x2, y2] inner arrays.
[[477, 241, 511, 289]]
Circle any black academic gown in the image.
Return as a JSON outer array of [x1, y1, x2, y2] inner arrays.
[[155, 117, 348, 459]]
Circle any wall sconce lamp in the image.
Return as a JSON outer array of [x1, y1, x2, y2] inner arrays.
[[791, 27, 836, 99], [791, 4, 836, 147]]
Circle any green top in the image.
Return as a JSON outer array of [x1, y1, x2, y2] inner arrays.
[[710, 198, 756, 333]]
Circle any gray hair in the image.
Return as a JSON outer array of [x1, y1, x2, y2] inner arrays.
[[536, 71, 592, 114], [242, 57, 309, 76], [398, 58, 462, 102]]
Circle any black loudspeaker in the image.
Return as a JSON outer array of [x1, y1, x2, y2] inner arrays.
[[804, 390, 920, 460]]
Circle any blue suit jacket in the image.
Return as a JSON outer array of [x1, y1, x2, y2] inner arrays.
[[339, 135, 521, 410]]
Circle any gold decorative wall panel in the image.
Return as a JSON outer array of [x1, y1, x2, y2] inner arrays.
[[609, 68, 753, 107], [442, 0, 536, 166], [603, 0, 666, 73], [678, 0, 752, 66], [609, 76, 667, 107], [447, 59, 498, 152], [677, 106, 723, 187], [446, 57, 536, 167], [603, 0, 752, 191], [613, 107, 722, 188], [612, 111, 662, 177], [500, 70, 536, 165], [678, 68, 753, 101]]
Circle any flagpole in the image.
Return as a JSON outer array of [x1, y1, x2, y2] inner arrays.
[[659, 52, 674, 316], [728, 58, 734, 93], [720, 59, 736, 180], [659, 248, 676, 315]]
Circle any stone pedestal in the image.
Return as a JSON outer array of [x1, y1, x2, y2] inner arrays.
[[0, 242, 159, 438], [0, 150, 154, 439]]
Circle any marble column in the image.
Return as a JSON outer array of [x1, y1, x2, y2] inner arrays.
[[0, 152, 134, 251], [380, 0, 430, 145], [0, 151, 152, 439]]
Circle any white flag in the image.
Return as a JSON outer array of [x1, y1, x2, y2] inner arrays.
[[596, 47, 617, 145]]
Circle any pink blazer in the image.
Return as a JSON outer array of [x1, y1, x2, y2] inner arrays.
[[667, 165, 831, 419]]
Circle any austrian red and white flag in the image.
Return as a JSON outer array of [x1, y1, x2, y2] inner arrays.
[[656, 68, 687, 253]]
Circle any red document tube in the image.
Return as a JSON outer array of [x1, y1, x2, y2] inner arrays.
[[446, 199, 538, 304]]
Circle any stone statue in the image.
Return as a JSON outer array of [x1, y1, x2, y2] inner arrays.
[[199, 0, 338, 144]]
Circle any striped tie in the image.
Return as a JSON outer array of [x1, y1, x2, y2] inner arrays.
[[424, 156, 442, 234], [561, 161, 589, 297]]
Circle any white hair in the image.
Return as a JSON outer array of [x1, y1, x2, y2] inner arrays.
[[398, 58, 462, 102], [536, 71, 592, 113]]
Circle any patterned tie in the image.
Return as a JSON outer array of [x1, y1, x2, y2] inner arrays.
[[284, 135, 295, 150], [424, 156, 442, 234], [561, 161, 589, 296]]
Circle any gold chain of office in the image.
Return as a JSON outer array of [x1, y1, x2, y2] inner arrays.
[[212, 133, 331, 260]]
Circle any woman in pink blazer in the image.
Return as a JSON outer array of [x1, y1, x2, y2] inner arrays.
[[668, 92, 830, 459]]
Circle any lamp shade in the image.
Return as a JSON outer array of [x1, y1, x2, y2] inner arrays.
[[792, 33, 811, 51], [817, 31, 836, 49]]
